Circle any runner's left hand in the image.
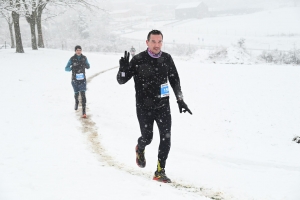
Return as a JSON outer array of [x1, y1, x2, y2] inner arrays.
[[177, 100, 192, 115]]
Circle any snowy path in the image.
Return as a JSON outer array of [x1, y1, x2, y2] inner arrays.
[[86, 59, 300, 200], [80, 67, 230, 200], [0, 49, 210, 200], [1, 49, 299, 200]]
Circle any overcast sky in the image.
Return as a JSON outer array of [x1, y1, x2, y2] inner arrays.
[[108, 0, 295, 9]]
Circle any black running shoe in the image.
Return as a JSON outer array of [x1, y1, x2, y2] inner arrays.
[[153, 169, 171, 183], [74, 101, 79, 110], [135, 145, 146, 168]]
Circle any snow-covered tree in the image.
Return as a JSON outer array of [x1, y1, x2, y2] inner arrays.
[[22, 0, 38, 50], [78, 13, 89, 39], [10, 0, 25, 53], [0, 5, 15, 48]]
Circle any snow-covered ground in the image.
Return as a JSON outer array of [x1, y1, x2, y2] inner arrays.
[[122, 7, 300, 51], [0, 47, 299, 200], [0, 48, 204, 200]]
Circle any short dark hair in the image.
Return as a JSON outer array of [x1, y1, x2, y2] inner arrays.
[[75, 45, 82, 51], [147, 30, 163, 41]]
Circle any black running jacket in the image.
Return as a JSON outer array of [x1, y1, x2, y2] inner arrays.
[[117, 50, 183, 109]]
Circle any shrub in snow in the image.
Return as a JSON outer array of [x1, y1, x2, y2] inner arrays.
[[208, 38, 251, 64], [259, 49, 300, 65], [260, 50, 271, 63], [283, 49, 300, 65], [237, 38, 246, 49], [293, 136, 300, 143], [208, 47, 227, 60], [225, 46, 251, 64], [260, 50, 283, 64], [295, 49, 300, 64], [282, 51, 294, 64]]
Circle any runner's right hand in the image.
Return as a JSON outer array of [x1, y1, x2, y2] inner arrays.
[[119, 51, 130, 71]]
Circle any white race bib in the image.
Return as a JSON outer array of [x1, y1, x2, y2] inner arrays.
[[76, 73, 84, 80], [160, 83, 169, 98]]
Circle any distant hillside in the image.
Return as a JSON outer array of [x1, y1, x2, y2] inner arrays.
[[122, 7, 300, 51]]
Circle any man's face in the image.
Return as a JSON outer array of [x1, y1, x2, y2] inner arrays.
[[146, 34, 163, 54], [75, 49, 82, 56]]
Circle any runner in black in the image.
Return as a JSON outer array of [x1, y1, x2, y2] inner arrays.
[[117, 30, 192, 183]]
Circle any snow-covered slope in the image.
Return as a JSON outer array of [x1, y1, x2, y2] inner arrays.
[[122, 7, 300, 51], [0, 48, 300, 200]]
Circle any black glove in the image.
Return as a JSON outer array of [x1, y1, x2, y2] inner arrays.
[[177, 100, 192, 115], [119, 51, 130, 71]]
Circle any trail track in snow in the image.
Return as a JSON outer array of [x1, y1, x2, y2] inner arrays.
[[76, 66, 234, 200]]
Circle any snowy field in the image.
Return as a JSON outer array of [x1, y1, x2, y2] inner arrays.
[[0, 47, 299, 200], [122, 7, 300, 51]]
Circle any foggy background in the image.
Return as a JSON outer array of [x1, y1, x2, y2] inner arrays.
[[0, 0, 299, 55]]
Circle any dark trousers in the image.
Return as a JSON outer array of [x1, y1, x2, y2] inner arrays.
[[74, 91, 86, 107], [136, 104, 171, 168], [71, 80, 86, 93]]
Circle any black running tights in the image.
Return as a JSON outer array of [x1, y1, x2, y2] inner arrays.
[[136, 105, 171, 168]]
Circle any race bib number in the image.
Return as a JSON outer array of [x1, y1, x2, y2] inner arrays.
[[76, 73, 84, 80], [160, 83, 169, 98]]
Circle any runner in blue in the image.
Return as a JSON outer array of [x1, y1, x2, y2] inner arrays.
[[65, 45, 90, 118]]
